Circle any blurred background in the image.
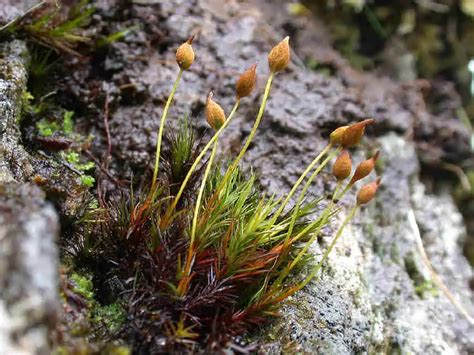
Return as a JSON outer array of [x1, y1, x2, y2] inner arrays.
[[286, 0, 474, 264], [299, 0, 473, 120]]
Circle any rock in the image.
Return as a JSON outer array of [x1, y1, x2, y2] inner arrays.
[[0, 40, 60, 354], [0, 39, 92, 219], [0, 183, 59, 355], [76, 0, 471, 352], [1, 1, 472, 354], [0, 1, 36, 25], [0, 40, 32, 182], [263, 134, 474, 353]]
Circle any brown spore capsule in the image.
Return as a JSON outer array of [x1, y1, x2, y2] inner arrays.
[[341, 119, 375, 148], [205, 92, 226, 130], [329, 126, 348, 146], [332, 150, 352, 181], [356, 177, 382, 205], [176, 36, 195, 70], [268, 37, 291, 73], [350, 151, 380, 185], [236, 63, 257, 99]]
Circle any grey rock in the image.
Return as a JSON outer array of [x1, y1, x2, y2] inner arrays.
[[98, 0, 473, 353], [0, 183, 59, 355], [0, 40, 32, 182], [264, 134, 474, 354], [0, 40, 60, 355], [0, 1, 472, 354], [0, 1, 36, 25]]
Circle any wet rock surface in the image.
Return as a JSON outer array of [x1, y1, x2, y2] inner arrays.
[[1, 0, 473, 353]]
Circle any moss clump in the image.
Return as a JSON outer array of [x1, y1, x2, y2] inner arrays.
[[70, 272, 94, 301], [31, 107, 96, 189], [0, 0, 94, 55], [65, 36, 383, 353], [63, 151, 96, 187], [62, 110, 74, 134], [36, 110, 76, 137], [36, 118, 61, 137], [414, 280, 438, 298], [69, 272, 126, 332], [79, 175, 95, 187], [94, 303, 126, 333]]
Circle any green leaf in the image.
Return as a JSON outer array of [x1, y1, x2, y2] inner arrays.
[[76, 161, 95, 171], [80, 175, 95, 187], [65, 151, 80, 164], [62, 111, 74, 134], [36, 119, 60, 137], [96, 26, 138, 47]]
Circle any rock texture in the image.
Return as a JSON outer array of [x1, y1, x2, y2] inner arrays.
[[79, 0, 471, 352], [0, 0, 473, 354], [0, 40, 60, 354], [0, 40, 32, 182], [262, 134, 473, 353], [0, 183, 59, 355]]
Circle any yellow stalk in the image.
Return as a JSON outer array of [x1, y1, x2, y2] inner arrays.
[[164, 100, 240, 225], [218, 73, 275, 190], [283, 147, 341, 244], [270, 143, 332, 225], [272, 180, 342, 289], [177, 142, 218, 297], [151, 69, 184, 191], [190, 142, 218, 248], [297, 205, 358, 291]]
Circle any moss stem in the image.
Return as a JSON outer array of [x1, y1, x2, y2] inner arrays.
[[270, 143, 332, 225], [332, 181, 342, 202], [165, 100, 240, 224], [298, 205, 358, 290], [218, 73, 275, 190], [178, 141, 218, 297], [273, 180, 342, 288], [335, 181, 354, 201], [190, 142, 218, 248], [284, 147, 341, 244], [152, 69, 183, 191]]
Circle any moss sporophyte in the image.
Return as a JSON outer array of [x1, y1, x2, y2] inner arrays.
[[82, 36, 382, 352]]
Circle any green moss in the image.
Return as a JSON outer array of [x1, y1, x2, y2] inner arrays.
[[36, 118, 61, 137], [64, 152, 95, 171], [69, 272, 126, 334], [20, 90, 35, 115], [64, 151, 80, 164], [70, 272, 94, 301], [94, 303, 126, 333], [106, 347, 131, 355], [96, 26, 138, 48], [63, 151, 96, 187], [36, 110, 76, 137], [404, 252, 436, 298], [62, 110, 74, 134], [80, 175, 95, 187], [414, 280, 438, 298], [2, 0, 94, 55]]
